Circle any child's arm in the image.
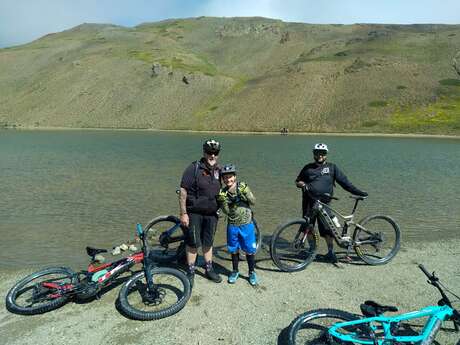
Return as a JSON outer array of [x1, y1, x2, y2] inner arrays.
[[239, 182, 255, 206], [217, 190, 230, 215]]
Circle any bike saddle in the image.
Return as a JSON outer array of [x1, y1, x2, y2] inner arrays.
[[86, 246, 108, 258], [360, 300, 398, 316]]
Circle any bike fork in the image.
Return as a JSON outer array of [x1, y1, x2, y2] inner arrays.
[[144, 263, 156, 293]]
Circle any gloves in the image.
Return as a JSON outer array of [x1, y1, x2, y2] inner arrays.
[[217, 190, 227, 203], [238, 182, 248, 194], [238, 182, 249, 202]]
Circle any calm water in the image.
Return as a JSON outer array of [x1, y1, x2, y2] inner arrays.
[[1, 130, 459, 269]]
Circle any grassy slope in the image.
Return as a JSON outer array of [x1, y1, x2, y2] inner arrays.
[[0, 18, 459, 134]]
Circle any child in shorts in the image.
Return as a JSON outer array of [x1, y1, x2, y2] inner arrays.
[[217, 163, 258, 285]]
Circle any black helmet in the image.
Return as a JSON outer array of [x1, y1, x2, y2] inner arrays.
[[203, 139, 221, 155], [221, 163, 237, 175]]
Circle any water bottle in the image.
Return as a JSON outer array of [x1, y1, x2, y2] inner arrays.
[[332, 216, 341, 228]]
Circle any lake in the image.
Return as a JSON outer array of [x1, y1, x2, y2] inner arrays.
[[0, 130, 459, 269]]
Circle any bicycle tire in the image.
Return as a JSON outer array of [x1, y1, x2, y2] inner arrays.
[[353, 214, 401, 265], [144, 215, 186, 263], [118, 266, 191, 321], [288, 308, 360, 345], [6, 266, 76, 315], [270, 218, 318, 272]]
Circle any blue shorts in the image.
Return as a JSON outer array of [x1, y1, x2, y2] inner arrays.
[[227, 222, 257, 255]]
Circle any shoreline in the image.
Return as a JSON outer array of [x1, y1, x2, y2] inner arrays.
[[1, 239, 459, 345], [3, 126, 460, 140]]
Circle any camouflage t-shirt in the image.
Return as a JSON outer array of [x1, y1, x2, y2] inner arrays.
[[217, 182, 255, 226]]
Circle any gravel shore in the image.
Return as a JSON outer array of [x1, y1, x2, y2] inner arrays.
[[1, 240, 459, 345]]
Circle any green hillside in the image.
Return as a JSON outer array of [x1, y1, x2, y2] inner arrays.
[[1, 17, 460, 134]]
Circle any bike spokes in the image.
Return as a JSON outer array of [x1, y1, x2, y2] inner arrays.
[[15, 274, 73, 308], [354, 215, 400, 265], [271, 220, 318, 272], [123, 270, 186, 312]]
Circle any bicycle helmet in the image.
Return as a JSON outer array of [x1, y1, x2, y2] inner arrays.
[[203, 139, 221, 154], [313, 143, 328, 153], [221, 163, 237, 175]]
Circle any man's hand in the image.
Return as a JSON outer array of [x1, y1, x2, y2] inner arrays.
[[180, 213, 189, 228], [296, 181, 306, 189]]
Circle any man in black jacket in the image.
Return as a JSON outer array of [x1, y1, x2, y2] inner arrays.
[[179, 139, 222, 286], [295, 143, 368, 263]]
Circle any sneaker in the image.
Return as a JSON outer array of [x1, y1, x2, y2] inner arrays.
[[186, 271, 195, 288], [228, 271, 239, 284], [205, 268, 222, 283], [325, 251, 338, 264], [248, 271, 259, 286]]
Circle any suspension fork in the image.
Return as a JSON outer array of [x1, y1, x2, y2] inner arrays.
[[143, 260, 156, 293]]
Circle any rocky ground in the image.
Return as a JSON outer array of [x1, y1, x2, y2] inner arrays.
[[1, 240, 459, 345]]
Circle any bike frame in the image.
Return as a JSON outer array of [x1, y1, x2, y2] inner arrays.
[[86, 252, 144, 284], [50, 224, 155, 297], [312, 197, 366, 246], [329, 305, 455, 344]]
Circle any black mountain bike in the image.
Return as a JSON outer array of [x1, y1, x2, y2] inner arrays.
[[270, 187, 401, 272], [6, 223, 191, 320]]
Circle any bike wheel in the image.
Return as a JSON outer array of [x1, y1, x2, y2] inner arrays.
[[144, 215, 186, 263], [270, 218, 318, 272], [288, 308, 360, 345], [353, 214, 401, 265], [6, 267, 76, 315], [118, 266, 191, 321]]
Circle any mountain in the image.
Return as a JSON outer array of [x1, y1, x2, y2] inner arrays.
[[1, 17, 460, 134]]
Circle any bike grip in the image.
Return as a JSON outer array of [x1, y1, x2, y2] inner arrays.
[[418, 264, 431, 278], [136, 223, 143, 236]]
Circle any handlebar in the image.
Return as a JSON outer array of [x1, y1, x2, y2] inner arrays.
[[418, 264, 439, 283], [418, 264, 460, 328]]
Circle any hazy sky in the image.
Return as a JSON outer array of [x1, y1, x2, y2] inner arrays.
[[1, 0, 459, 47]]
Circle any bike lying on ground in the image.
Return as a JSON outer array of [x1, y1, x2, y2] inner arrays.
[[145, 214, 262, 263], [6, 223, 191, 320], [270, 187, 401, 272], [288, 264, 460, 345]]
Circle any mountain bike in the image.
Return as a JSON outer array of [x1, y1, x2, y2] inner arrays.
[[270, 187, 401, 272], [5, 223, 191, 320], [145, 192, 263, 262], [288, 264, 460, 344]]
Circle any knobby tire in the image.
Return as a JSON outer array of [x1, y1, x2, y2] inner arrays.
[[6, 266, 76, 315], [118, 266, 191, 321], [353, 214, 401, 265], [144, 215, 187, 263], [288, 308, 360, 345], [270, 218, 318, 272]]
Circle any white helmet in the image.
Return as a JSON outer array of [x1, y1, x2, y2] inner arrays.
[[313, 143, 328, 153]]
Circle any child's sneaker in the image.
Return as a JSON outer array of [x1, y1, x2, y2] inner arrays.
[[248, 271, 259, 286], [228, 271, 239, 284]]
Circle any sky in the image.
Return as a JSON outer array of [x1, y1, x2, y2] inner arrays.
[[1, 0, 460, 48]]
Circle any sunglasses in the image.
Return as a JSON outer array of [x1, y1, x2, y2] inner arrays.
[[205, 150, 220, 156], [314, 150, 328, 156]]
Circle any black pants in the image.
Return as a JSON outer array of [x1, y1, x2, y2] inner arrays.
[[302, 199, 333, 238]]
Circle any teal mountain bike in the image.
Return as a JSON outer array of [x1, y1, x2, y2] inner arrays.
[[288, 264, 460, 344]]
